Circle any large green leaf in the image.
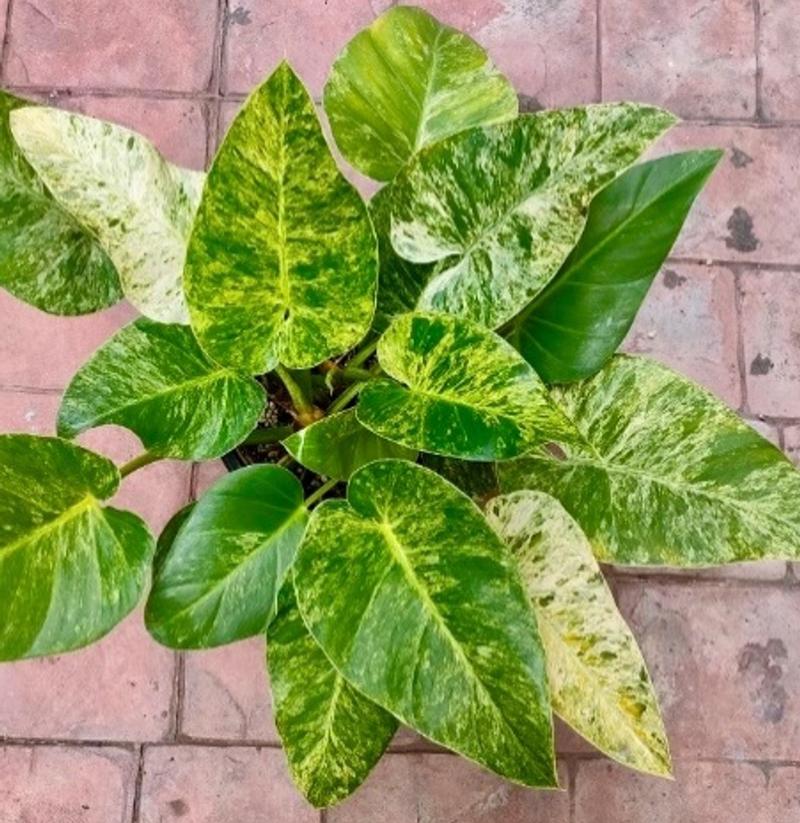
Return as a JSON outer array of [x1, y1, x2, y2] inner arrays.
[[0, 92, 121, 314], [184, 61, 378, 374], [57, 318, 265, 461], [390, 105, 676, 329], [357, 312, 578, 460], [508, 150, 722, 383], [324, 5, 518, 182], [267, 579, 397, 807], [11, 105, 204, 324], [294, 459, 557, 787], [0, 434, 153, 660], [499, 355, 800, 565], [486, 491, 671, 776], [284, 409, 415, 481], [145, 465, 308, 649]]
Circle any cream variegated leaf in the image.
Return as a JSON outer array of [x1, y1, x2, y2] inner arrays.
[[486, 490, 671, 776], [184, 61, 378, 374], [294, 459, 557, 788], [357, 312, 578, 460], [0, 92, 122, 315], [499, 355, 800, 565], [324, 5, 518, 181], [267, 578, 397, 807], [10, 106, 204, 323], [390, 105, 676, 329]]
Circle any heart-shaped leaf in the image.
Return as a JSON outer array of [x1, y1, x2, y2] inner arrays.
[[146, 465, 308, 649], [11, 105, 204, 324], [324, 5, 518, 182], [58, 318, 266, 461], [499, 355, 800, 565], [184, 61, 378, 374], [294, 459, 557, 787], [357, 312, 578, 460], [0, 434, 153, 661], [390, 105, 676, 329], [0, 92, 121, 314], [486, 490, 671, 776], [508, 150, 723, 383], [284, 409, 415, 481], [267, 578, 398, 807]]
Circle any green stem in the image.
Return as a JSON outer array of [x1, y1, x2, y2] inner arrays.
[[337, 364, 375, 382], [119, 451, 161, 479], [276, 365, 313, 414], [243, 425, 294, 446], [328, 380, 364, 415], [305, 477, 339, 507], [348, 338, 378, 368]]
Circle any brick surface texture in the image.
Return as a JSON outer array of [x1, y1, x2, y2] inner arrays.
[[0, 1, 799, 821]]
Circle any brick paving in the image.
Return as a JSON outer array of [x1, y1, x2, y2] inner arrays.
[[0, 1, 799, 821]]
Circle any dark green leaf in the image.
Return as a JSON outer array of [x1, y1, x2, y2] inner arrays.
[[267, 579, 397, 807], [0, 92, 121, 315], [499, 355, 800, 566], [184, 61, 378, 373], [284, 409, 415, 481], [357, 312, 578, 460], [390, 105, 676, 329], [146, 465, 308, 649], [58, 318, 266, 461], [0, 434, 153, 660], [508, 150, 723, 383], [294, 459, 557, 787], [324, 5, 518, 181]]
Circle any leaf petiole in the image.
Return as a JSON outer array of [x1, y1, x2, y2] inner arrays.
[[305, 477, 339, 507], [119, 450, 162, 479]]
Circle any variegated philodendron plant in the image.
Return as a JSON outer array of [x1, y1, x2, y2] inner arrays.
[[0, 5, 798, 808]]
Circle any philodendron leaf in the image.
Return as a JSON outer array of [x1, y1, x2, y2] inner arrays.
[[499, 355, 800, 566], [267, 578, 398, 807], [324, 5, 518, 182], [486, 490, 671, 777], [370, 185, 434, 332], [11, 105, 204, 324], [153, 503, 194, 575], [0, 434, 153, 660], [294, 459, 557, 788], [508, 150, 723, 383], [284, 409, 415, 481], [390, 104, 676, 329], [146, 465, 308, 649], [57, 318, 266, 461], [0, 92, 121, 314], [357, 312, 578, 460], [185, 61, 378, 374]]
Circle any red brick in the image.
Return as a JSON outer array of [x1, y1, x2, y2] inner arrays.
[[784, 425, 800, 465], [0, 290, 135, 391], [0, 611, 174, 741], [54, 95, 208, 171], [5, 0, 218, 92], [222, 0, 377, 98], [413, 0, 597, 109], [760, 1, 800, 120], [0, 745, 137, 823], [649, 124, 800, 264], [601, 0, 756, 119], [615, 580, 800, 759], [139, 745, 317, 823], [194, 458, 228, 498], [622, 263, 741, 408], [575, 759, 800, 823], [329, 754, 570, 823], [740, 269, 800, 418], [181, 638, 278, 742]]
